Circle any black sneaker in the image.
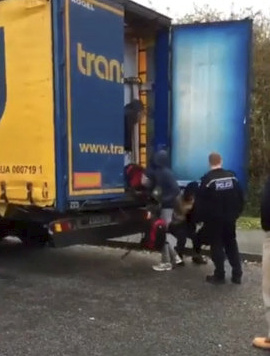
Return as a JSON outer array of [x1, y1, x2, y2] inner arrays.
[[175, 260, 185, 267], [231, 276, 242, 285], [206, 275, 225, 285], [192, 255, 207, 265], [174, 254, 185, 267]]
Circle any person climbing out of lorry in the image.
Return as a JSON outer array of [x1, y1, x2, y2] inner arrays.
[[253, 176, 270, 350], [144, 149, 182, 271], [169, 182, 207, 265], [124, 99, 144, 165]]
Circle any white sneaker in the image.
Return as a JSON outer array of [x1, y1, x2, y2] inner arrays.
[[174, 254, 183, 265], [152, 263, 173, 271]]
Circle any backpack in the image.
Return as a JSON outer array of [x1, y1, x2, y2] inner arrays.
[[140, 218, 167, 251], [125, 163, 145, 190]]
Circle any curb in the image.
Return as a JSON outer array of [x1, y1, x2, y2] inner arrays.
[[184, 247, 262, 263], [100, 240, 263, 263]]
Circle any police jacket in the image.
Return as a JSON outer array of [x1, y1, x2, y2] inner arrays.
[[195, 168, 244, 222], [261, 177, 270, 231]]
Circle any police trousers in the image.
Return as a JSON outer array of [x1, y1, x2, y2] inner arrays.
[[205, 220, 242, 279]]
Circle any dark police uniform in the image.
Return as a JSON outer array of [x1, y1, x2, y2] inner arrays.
[[197, 168, 244, 283]]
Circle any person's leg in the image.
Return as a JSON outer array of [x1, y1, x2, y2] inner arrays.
[[153, 239, 173, 271], [161, 208, 180, 263], [263, 237, 270, 338], [192, 242, 207, 264], [222, 221, 242, 283], [191, 227, 207, 265], [153, 208, 180, 271], [170, 224, 187, 259], [253, 235, 270, 349], [206, 222, 226, 284]]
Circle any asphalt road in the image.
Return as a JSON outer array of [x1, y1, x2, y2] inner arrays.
[[0, 239, 267, 356]]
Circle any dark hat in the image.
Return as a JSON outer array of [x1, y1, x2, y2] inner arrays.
[[184, 181, 199, 198]]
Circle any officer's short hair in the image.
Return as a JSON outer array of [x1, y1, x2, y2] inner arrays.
[[209, 152, 222, 166]]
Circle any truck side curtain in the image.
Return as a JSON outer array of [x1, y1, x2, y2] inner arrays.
[[0, 27, 6, 121], [0, 0, 55, 206], [65, 0, 125, 197]]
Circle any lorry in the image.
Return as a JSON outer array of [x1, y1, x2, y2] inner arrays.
[[0, 0, 252, 248]]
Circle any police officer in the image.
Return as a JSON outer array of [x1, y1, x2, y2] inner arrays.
[[196, 152, 244, 285]]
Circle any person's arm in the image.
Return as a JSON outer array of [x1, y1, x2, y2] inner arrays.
[[261, 177, 270, 231], [143, 166, 156, 190], [193, 174, 209, 223], [161, 170, 180, 205]]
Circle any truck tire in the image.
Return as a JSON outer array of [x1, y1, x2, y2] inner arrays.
[[19, 227, 49, 249]]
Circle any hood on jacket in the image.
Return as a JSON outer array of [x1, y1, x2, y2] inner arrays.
[[184, 181, 199, 199], [154, 150, 169, 168]]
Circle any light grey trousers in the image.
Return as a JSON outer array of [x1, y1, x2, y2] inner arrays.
[[262, 233, 270, 337], [160, 208, 178, 264]]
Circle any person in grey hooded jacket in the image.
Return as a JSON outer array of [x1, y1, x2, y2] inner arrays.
[[152, 150, 180, 208], [146, 150, 182, 271]]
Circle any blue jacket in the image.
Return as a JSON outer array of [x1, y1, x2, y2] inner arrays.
[[150, 150, 180, 208]]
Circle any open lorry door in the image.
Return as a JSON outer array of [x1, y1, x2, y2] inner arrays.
[[155, 20, 252, 189]]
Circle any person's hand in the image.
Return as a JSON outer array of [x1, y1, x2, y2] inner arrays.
[[141, 174, 150, 187]]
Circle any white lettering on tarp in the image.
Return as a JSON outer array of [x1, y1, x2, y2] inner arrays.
[[71, 0, 95, 11]]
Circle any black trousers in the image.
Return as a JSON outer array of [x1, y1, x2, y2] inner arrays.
[[205, 220, 242, 279], [169, 222, 201, 256]]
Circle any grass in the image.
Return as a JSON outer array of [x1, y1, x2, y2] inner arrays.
[[237, 216, 260, 230], [236, 181, 261, 230]]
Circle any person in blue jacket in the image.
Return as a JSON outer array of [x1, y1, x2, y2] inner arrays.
[[146, 149, 182, 271]]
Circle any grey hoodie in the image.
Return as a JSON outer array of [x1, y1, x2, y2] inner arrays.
[[152, 150, 180, 208]]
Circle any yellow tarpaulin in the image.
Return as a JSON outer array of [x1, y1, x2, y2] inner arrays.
[[0, 0, 55, 207]]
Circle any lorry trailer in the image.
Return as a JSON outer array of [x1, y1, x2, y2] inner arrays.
[[0, 0, 252, 248]]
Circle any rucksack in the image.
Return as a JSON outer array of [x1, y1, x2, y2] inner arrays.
[[125, 163, 145, 190], [141, 218, 167, 251]]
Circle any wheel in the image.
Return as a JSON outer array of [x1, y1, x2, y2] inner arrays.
[[19, 226, 49, 249]]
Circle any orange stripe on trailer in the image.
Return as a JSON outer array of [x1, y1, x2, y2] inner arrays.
[[73, 172, 102, 189]]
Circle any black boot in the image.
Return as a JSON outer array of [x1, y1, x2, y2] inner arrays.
[[231, 273, 242, 285], [206, 275, 225, 285]]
